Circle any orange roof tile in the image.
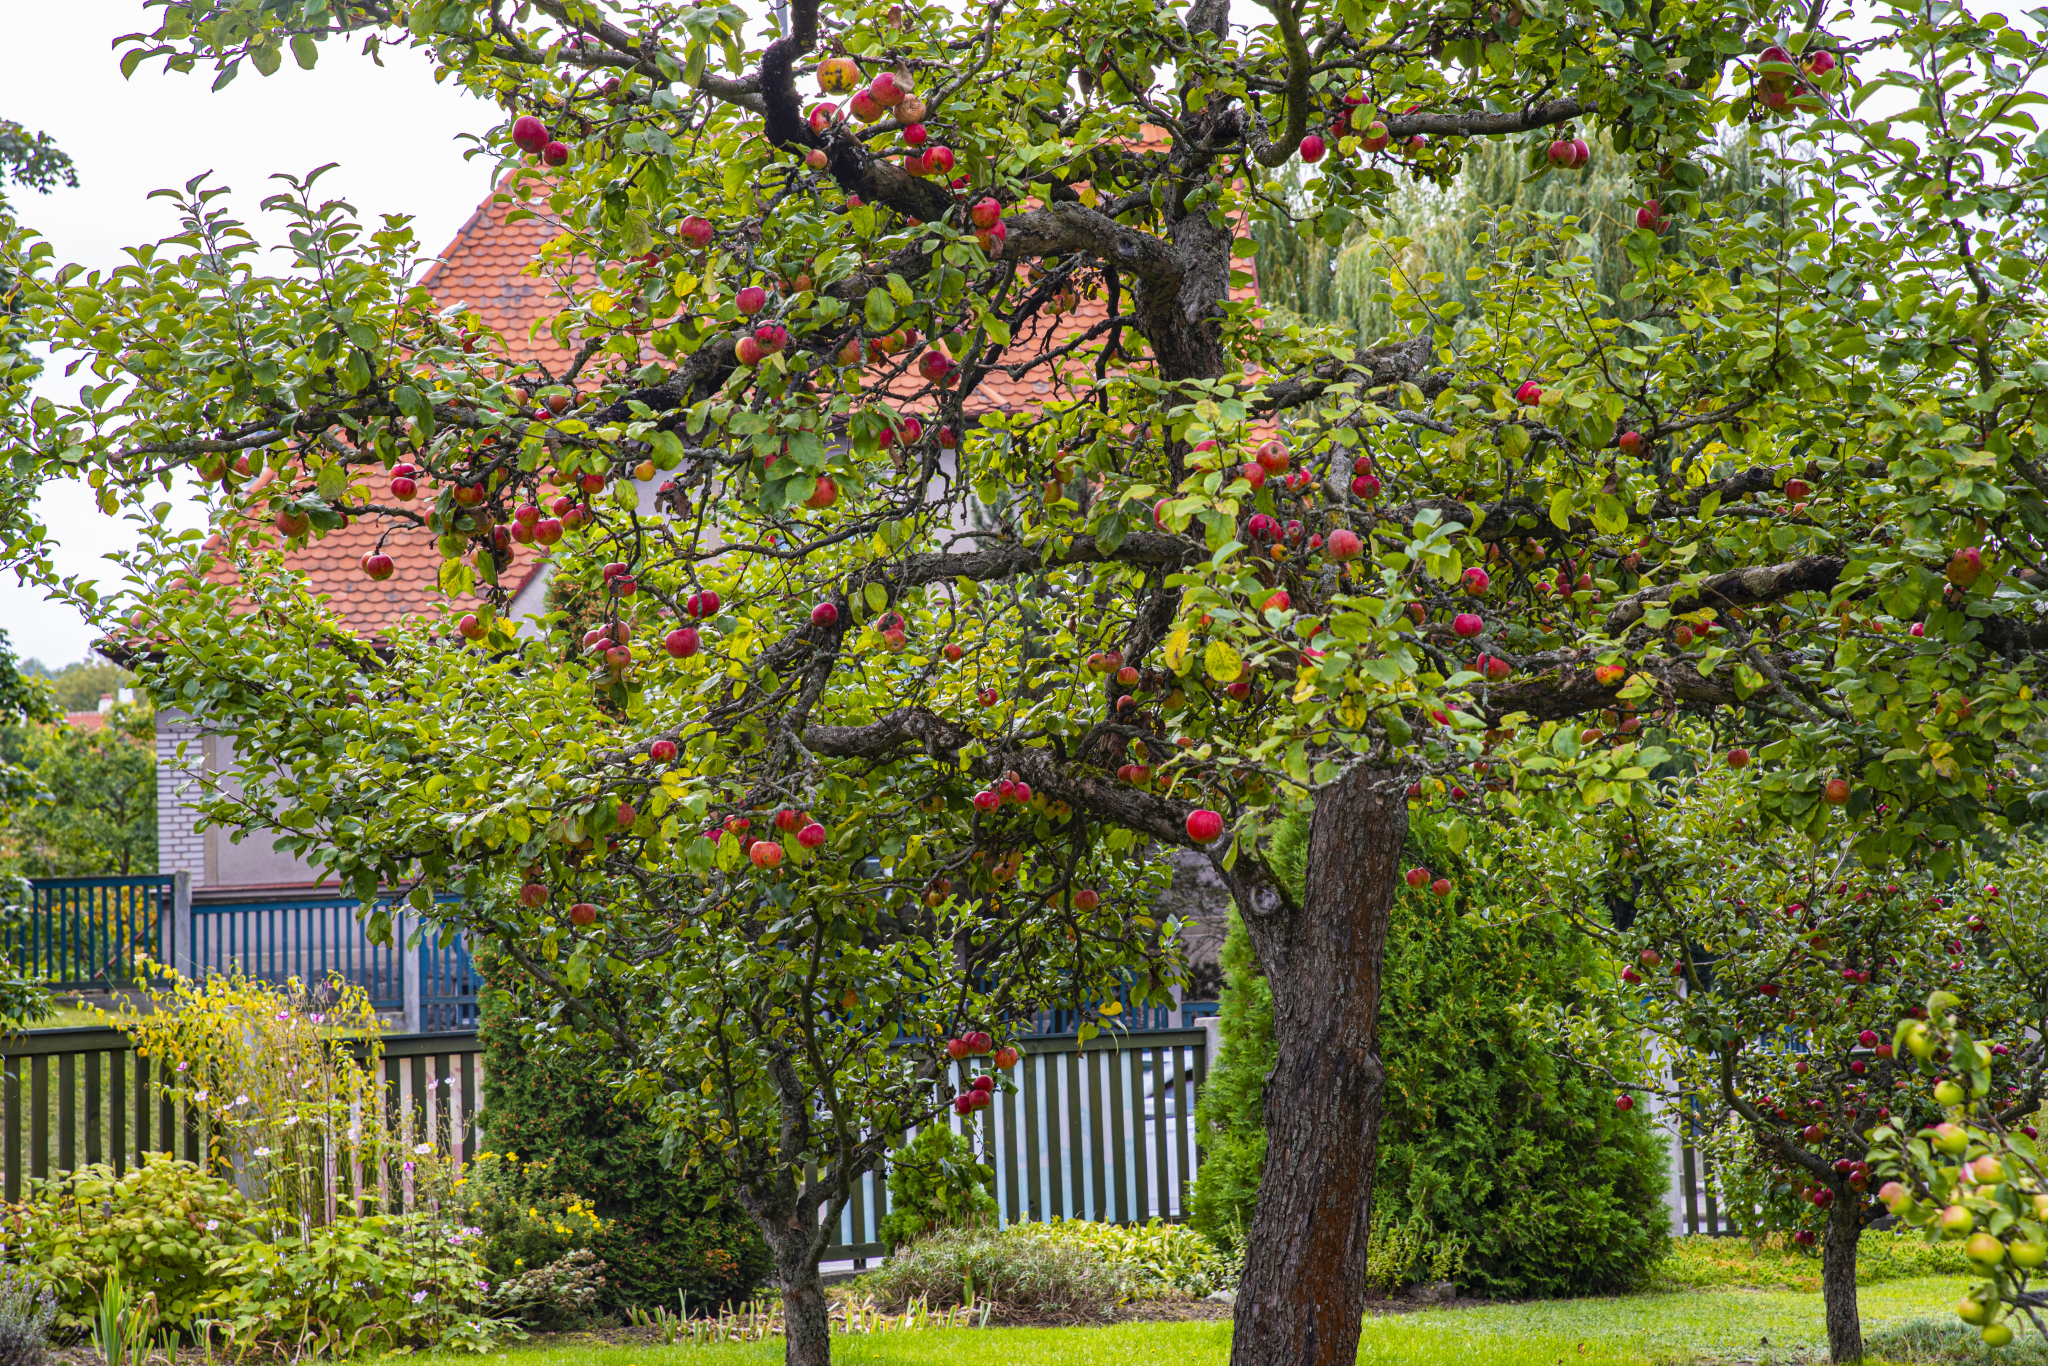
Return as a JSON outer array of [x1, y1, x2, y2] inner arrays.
[[205, 467, 549, 643], [418, 177, 584, 373]]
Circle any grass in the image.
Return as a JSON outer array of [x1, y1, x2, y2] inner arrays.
[[414, 1274, 1977, 1366], [1648, 1233, 1972, 1294]]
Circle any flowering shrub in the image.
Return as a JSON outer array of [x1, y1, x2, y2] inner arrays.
[[202, 1212, 517, 1357], [0, 1156, 254, 1331], [1009, 1218, 1237, 1300], [490, 1249, 607, 1330], [450, 1150, 608, 1285], [108, 964, 440, 1226]]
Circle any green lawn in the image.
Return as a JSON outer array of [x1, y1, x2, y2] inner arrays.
[[419, 1275, 1975, 1366]]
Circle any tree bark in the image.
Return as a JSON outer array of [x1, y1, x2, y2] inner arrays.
[[1819, 1186, 1864, 1363], [760, 1219, 834, 1366], [1227, 769, 1407, 1366]]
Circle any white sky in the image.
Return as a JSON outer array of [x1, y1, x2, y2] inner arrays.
[[1, 0, 495, 668]]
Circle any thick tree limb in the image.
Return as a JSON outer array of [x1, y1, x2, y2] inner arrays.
[[1605, 556, 1846, 632]]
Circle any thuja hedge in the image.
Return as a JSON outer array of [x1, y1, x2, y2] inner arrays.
[[475, 949, 772, 1311], [1190, 815, 1669, 1298]]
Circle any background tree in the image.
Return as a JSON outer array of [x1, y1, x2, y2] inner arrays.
[[1515, 768, 2048, 1361], [0, 712, 157, 877], [9, 0, 2048, 1362], [1254, 134, 1768, 343]]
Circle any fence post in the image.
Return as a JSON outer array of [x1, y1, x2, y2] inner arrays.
[[1196, 1011, 1223, 1072], [401, 915, 422, 1035], [169, 872, 193, 978]]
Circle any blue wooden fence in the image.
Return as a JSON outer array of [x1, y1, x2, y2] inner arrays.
[[2, 876, 175, 991], [8, 878, 476, 1031], [13, 878, 1202, 1040]]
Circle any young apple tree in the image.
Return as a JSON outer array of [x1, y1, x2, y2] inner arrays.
[[11, 0, 2048, 1360], [1514, 769, 2048, 1362]]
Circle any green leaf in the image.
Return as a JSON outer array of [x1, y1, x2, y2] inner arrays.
[[864, 582, 889, 613], [1548, 488, 1573, 531], [864, 288, 897, 332]]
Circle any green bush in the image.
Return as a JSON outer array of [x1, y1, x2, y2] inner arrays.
[[1010, 1219, 1236, 1299], [853, 1222, 1120, 1322], [0, 1156, 511, 1355], [0, 1156, 255, 1330], [1190, 812, 1670, 1299], [475, 951, 771, 1313], [879, 1123, 997, 1250]]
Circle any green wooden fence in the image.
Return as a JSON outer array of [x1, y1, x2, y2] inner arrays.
[[0, 1026, 481, 1203], [1, 1024, 1209, 1262]]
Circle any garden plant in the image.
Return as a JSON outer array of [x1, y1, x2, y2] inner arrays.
[[6, 0, 2048, 1361]]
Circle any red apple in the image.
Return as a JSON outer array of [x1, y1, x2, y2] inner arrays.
[[568, 902, 598, 927], [679, 216, 715, 248], [1615, 1094, 1635, 1111], [970, 197, 1002, 229], [1326, 528, 1362, 561], [512, 115, 549, 154], [1947, 546, 1983, 588], [946, 1036, 970, 1059], [390, 475, 418, 501], [542, 140, 571, 167], [736, 285, 768, 315], [1299, 133, 1326, 163], [664, 627, 701, 658], [1431, 878, 1452, 897], [1405, 867, 1429, 887], [1185, 808, 1224, 843], [361, 552, 395, 581], [1823, 777, 1851, 805], [650, 739, 678, 763], [750, 841, 785, 869], [805, 476, 839, 509], [994, 1046, 1020, 1069], [1463, 567, 1490, 596], [1514, 380, 1543, 405], [1617, 430, 1643, 455], [519, 882, 549, 908], [797, 822, 827, 849], [1453, 613, 1484, 638]]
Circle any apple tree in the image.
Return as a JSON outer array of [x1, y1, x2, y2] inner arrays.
[[1514, 768, 2048, 1362], [11, 0, 2048, 1361]]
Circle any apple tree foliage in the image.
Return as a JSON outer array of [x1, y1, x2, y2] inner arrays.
[[1514, 771, 2048, 1362], [7, 0, 2048, 1359], [1870, 992, 2048, 1350]]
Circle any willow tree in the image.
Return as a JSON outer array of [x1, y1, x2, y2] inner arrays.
[[8, 0, 2048, 1362]]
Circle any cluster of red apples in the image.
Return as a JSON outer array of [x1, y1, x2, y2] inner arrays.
[[945, 1031, 1021, 1113], [701, 807, 830, 870]]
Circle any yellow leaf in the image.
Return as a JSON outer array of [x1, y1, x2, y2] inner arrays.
[[1162, 627, 1194, 674], [1204, 639, 1244, 683]]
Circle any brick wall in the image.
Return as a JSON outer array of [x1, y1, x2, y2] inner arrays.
[[155, 709, 208, 890]]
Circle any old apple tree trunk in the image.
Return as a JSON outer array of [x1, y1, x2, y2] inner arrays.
[[1226, 769, 1408, 1366], [1820, 1186, 1865, 1362]]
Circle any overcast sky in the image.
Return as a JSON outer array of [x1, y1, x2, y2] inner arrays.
[[1, 1, 496, 668]]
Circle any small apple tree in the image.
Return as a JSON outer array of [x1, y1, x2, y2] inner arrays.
[[12, 0, 2048, 1361], [1516, 772, 2048, 1362]]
